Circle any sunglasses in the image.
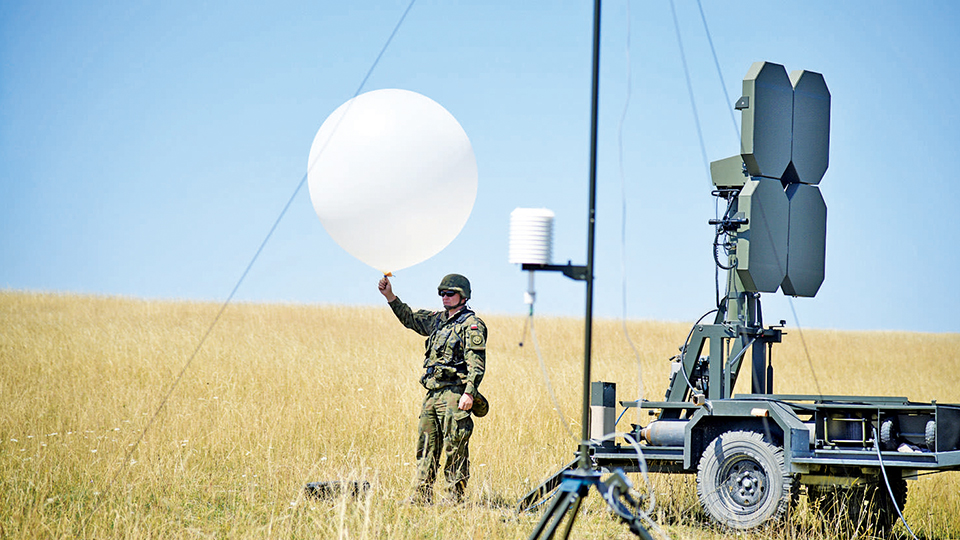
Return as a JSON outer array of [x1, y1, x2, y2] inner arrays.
[[438, 290, 459, 298]]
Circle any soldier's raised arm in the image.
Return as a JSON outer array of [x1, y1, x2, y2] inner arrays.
[[379, 276, 435, 336]]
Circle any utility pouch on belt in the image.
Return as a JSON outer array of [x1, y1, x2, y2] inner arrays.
[[419, 366, 434, 388]]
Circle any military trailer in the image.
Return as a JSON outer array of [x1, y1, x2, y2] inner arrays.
[[518, 62, 960, 536]]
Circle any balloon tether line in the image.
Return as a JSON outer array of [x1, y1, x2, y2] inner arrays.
[[79, 0, 419, 532]]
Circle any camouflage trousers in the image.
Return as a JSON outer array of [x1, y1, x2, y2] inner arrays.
[[415, 386, 474, 502]]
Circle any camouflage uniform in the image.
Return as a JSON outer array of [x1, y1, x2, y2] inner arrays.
[[388, 297, 486, 503]]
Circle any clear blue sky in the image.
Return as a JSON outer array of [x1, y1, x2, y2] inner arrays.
[[2, 1, 959, 333]]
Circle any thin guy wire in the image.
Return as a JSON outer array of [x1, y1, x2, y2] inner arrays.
[[696, 0, 739, 141], [669, 0, 711, 181], [529, 314, 577, 442], [617, 0, 645, 410], [81, 0, 418, 531], [693, 0, 740, 309], [789, 301, 823, 397]]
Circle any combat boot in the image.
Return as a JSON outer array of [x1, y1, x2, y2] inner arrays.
[[403, 485, 433, 506], [443, 482, 466, 506]]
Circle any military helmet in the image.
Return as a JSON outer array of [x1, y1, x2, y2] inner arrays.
[[437, 273, 471, 300]]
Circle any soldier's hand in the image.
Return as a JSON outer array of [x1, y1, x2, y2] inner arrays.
[[458, 393, 474, 411], [378, 276, 396, 301]]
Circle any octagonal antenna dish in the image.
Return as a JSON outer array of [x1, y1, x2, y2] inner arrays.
[[781, 183, 827, 297], [739, 62, 793, 180], [787, 70, 831, 185], [736, 178, 789, 293]]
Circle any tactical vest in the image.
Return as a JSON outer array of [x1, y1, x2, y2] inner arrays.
[[420, 308, 475, 389]]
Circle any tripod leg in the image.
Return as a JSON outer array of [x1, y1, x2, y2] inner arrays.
[[528, 490, 579, 540], [557, 492, 585, 539], [528, 489, 570, 539]]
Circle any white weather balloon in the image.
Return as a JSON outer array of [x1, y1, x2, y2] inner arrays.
[[307, 89, 478, 274]]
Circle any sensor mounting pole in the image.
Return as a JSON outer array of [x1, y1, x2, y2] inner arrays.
[[527, 1, 653, 538], [580, 0, 601, 472]]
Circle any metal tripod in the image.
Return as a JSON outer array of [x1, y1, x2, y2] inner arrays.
[[527, 468, 655, 540]]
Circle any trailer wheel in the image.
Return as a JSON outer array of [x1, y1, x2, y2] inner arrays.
[[871, 473, 908, 538], [925, 419, 936, 452], [809, 472, 907, 538], [696, 431, 792, 530], [879, 417, 898, 450]]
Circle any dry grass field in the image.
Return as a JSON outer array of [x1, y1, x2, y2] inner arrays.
[[2, 291, 959, 539]]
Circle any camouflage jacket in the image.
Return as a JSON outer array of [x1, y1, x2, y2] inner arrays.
[[388, 298, 486, 394]]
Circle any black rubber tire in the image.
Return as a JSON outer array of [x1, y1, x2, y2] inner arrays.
[[808, 472, 907, 539], [696, 431, 792, 530], [874, 473, 909, 538]]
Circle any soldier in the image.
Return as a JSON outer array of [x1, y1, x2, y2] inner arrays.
[[378, 273, 487, 504]]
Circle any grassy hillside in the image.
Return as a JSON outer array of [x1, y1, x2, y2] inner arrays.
[[2, 291, 958, 539]]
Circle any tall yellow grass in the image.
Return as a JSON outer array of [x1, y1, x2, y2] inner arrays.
[[1, 291, 958, 539]]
